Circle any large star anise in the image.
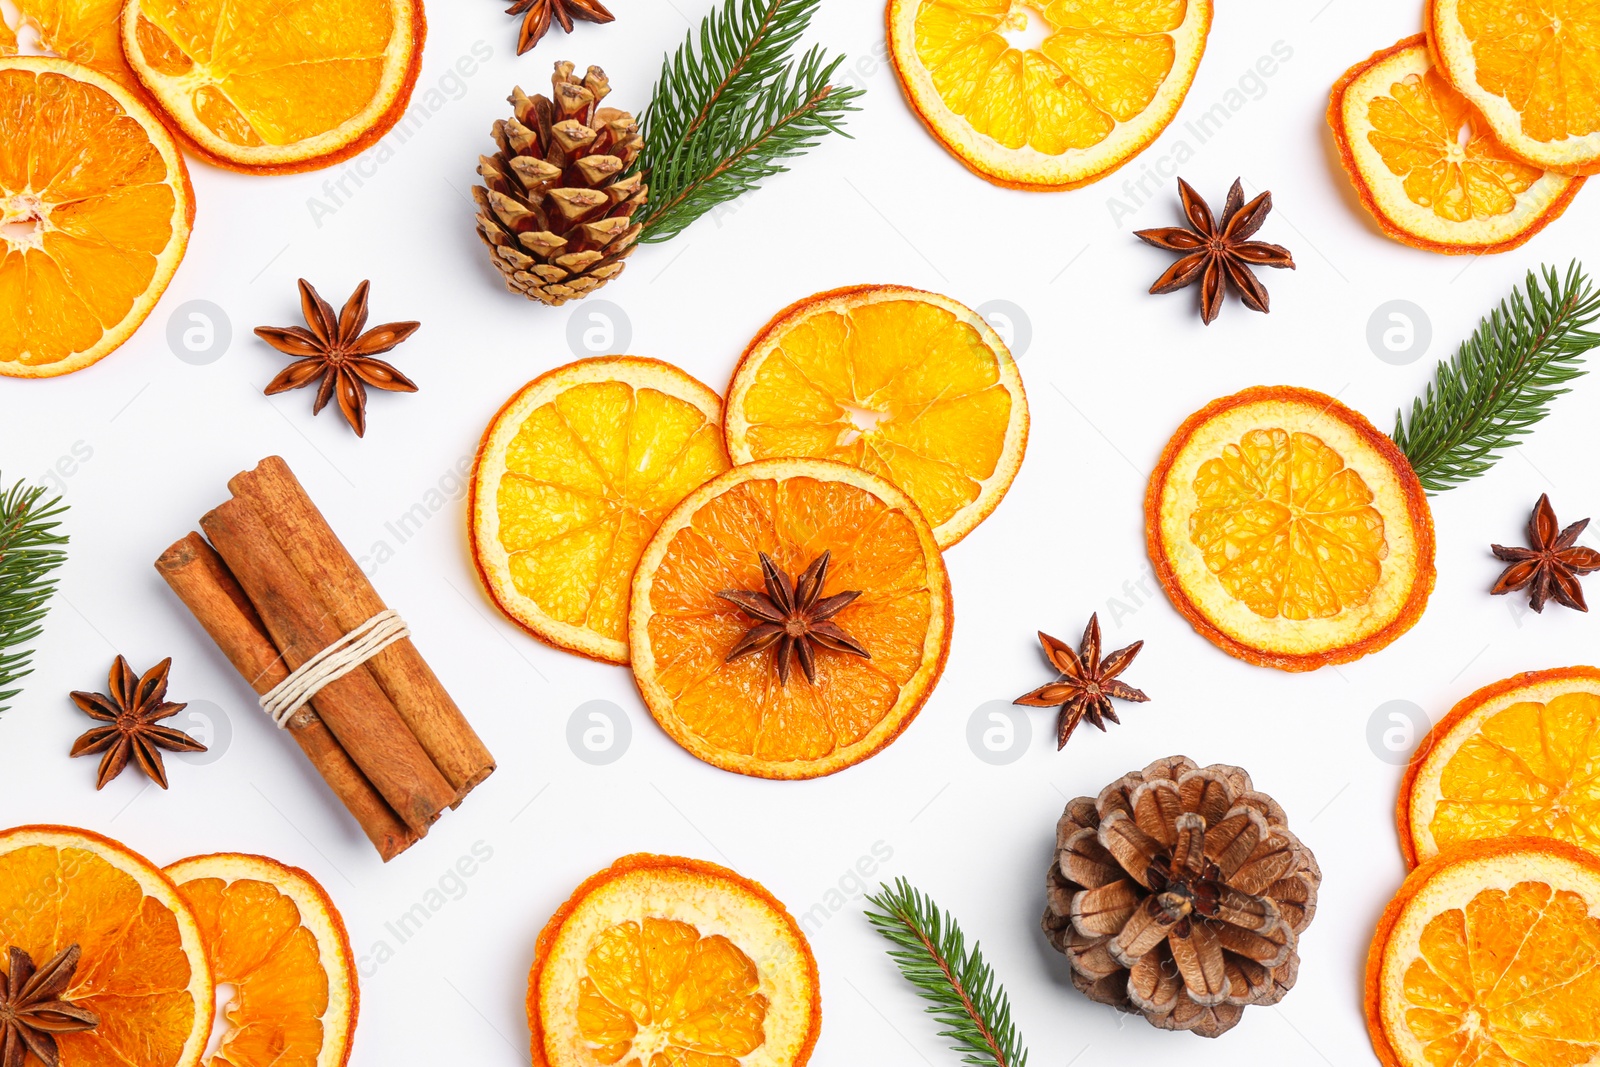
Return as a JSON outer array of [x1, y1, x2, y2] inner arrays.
[[256, 279, 419, 438], [506, 0, 614, 55], [1491, 494, 1600, 612], [717, 552, 869, 686], [1135, 177, 1295, 325], [0, 945, 98, 1067], [69, 657, 206, 790], [1014, 614, 1149, 749]]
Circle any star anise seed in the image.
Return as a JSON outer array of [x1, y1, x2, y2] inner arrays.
[[717, 551, 869, 686], [69, 656, 206, 790], [0, 944, 99, 1067], [256, 279, 419, 438], [505, 0, 615, 55], [1491, 494, 1600, 613], [1014, 614, 1149, 749], [1135, 177, 1295, 325]]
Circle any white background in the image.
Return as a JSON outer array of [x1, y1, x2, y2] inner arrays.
[[4, 0, 1600, 1064]]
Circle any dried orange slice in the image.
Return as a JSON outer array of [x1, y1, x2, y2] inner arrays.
[[886, 0, 1212, 190], [1146, 386, 1435, 672], [0, 57, 193, 378], [629, 458, 951, 779], [1429, 0, 1600, 174], [527, 854, 820, 1067], [1399, 667, 1600, 867], [723, 285, 1027, 548], [0, 0, 137, 87], [0, 824, 213, 1067], [120, 0, 424, 173], [1329, 35, 1583, 255], [166, 853, 357, 1067], [1365, 836, 1600, 1067], [471, 357, 731, 664]]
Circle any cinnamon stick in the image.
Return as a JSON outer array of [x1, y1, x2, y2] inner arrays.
[[200, 497, 455, 836], [155, 533, 419, 861], [230, 456, 495, 800]]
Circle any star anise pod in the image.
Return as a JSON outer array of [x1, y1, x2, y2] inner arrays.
[[717, 551, 870, 686], [1135, 177, 1295, 325], [506, 0, 614, 55], [1014, 614, 1149, 749], [69, 656, 206, 790], [256, 279, 419, 438], [1491, 494, 1600, 612], [0, 944, 98, 1067]]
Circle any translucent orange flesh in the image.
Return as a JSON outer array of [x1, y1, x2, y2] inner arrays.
[[1431, 693, 1600, 855], [646, 476, 935, 762], [0, 68, 177, 368], [739, 299, 1012, 530], [1402, 879, 1600, 1065], [912, 0, 1183, 152], [496, 382, 729, 644], [1459, 0, 1600, 145], [1188, 428, 1387, 620], [1366, 67, 1543, 222], [0, 0, 134, 85], [0, 844, 197, 1067], [576, 918, 768, 1065]]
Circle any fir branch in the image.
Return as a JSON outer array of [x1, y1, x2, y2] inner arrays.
[[1393, 262, 1600, 493], [864, 878, 1029, 1067], [635, 0, 863, 244], [0, 474, 69, 714]]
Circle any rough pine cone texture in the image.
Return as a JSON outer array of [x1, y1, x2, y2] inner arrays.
[[474, 62, 646, 306], [1042, 756, 1321, 1038]]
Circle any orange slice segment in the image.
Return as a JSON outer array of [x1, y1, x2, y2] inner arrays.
[[120, 0, 424, 173], [1365, 837, 1600, 1067], [886, 0, 1213, 189], [471, 357, 731, 664], [165, 853, 357, 1067], [0, 0, 136, 87], [0, 57, 193, 378], [1329, 35, 1583, 254], [629, 457, 951, 779], [0, 825, 213, 1067], [723, 285, 1028, 548], [1146, 386, 1435, 672], [528, 854, 820, 1067], [1399, 667, 1600, 866]]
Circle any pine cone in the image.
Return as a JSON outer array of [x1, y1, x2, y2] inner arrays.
[[1042, 756, 1320, 1038], [474, 62, 646, 307]]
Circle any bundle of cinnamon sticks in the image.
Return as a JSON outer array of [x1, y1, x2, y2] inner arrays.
[[156, 456, 493, 860]]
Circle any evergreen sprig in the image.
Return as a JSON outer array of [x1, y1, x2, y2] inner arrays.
[[634, 0, 862, 244], [1393, 262, 1600, 493], [864, 878, 1029, 1067], [0, 474, 69, 715]]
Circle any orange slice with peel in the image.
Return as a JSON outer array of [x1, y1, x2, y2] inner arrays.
[[0, 824, 213, 1067], [1399, 667, 1600, 867], [1146, 386, 1435, 672], [471, 357, 731, 664], [120, 0, 424, 174], [166, 853, 357, 1067], [1329, 35, 1582, 255], [629, 458, 951, 779], [0, 0, 137, 88], [1365, 836, 1600, 1067], [1429, 0, 1600, 174], [886, 0, 1212, 190], [527, 854, 820, 1067], [723, 285, 1027, 548], [0, 57, 193, 378]]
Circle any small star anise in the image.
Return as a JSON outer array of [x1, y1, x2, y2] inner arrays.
[[0, 944, 98, 1067], [1491, 494, 1600, 612], [69, 656, 206, 790], [717, 552, 870, 686], [256, 279, 419, 438], [506, 0, 614, 55], [1014, 614, 1149, 749], [1135, 177, 1295, 325]]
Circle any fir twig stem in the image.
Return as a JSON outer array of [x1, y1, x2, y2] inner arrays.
[[0, 474, 69, 714]]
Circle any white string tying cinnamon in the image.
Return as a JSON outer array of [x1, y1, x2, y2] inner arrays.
[[259, 610, 410, 728]]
